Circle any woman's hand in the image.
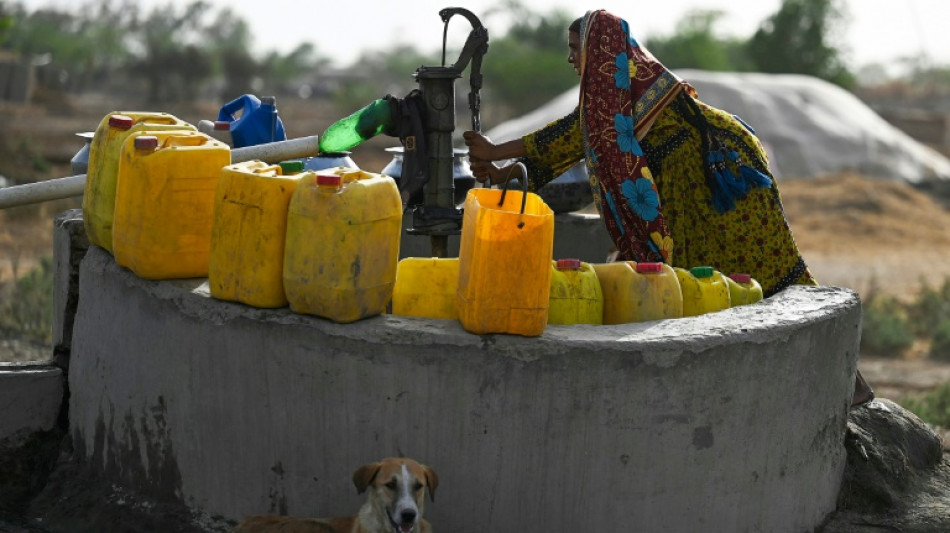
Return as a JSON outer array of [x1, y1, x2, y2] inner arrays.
[[470, 159, 500, 185], [470, 161, 524, 187], [462, 130, 496, 162]]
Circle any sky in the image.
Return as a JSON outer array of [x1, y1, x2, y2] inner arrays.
[[21, 0, 950, 71]]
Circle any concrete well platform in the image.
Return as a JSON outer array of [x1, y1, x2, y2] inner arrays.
[[66, 243, 860, 533]]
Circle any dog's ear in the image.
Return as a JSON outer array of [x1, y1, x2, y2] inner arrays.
[[352, 462, 382, 494], [423, 465, 439, 502]]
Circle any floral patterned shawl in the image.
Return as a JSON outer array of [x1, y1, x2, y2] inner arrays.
[[578, 9, 688, 263]]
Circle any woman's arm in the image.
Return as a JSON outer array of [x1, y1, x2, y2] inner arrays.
[[462, 132, 526, 162], [463, 106, 585, 191], [468, 160, 524, 186]]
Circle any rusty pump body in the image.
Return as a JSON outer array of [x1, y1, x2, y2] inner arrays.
[[404, 7, 489, 258]]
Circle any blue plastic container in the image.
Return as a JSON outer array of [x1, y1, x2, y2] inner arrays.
[[217, 94, 287, 148]]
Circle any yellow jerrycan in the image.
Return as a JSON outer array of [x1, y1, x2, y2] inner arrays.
[[675, 266, 732, 317], [209, 160, 311, 308], [547, 259, 603, 325], [593, 261, 683, 324], [456, 180, 555, 337], [112, 131, 230, 279], [392, 257, 460, 320], [283, 170, 402, 323], [725, 273, 764, 306], [83, 112, 195, 252]]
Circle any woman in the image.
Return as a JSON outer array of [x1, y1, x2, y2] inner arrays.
[[463, 10, 873, 405]]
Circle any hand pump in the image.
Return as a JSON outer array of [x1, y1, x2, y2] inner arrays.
[[406, 7, 489, 257]]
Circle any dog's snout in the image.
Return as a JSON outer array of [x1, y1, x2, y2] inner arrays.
[[400, 509, 417, 523]]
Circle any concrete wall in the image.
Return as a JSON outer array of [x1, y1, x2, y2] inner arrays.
[[0, 365, 62, 444], [67, 243, 861, 533]]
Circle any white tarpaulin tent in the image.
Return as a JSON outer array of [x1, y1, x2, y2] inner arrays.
[[485, 70, 950, 185]]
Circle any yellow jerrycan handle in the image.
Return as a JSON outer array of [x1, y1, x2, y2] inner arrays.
[[142, 115, 180, 126], [160, 133, 214, 149], [250, 162, 283, 176]]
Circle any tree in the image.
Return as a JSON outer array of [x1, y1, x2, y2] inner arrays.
[[129, 1, 214, 102], [645, 10, 751, 72], [479, 6, 578, 121], [261, 43, 328, 91], [332, 45, 432, 112], [201, 8, 258, 99], [746, 0, 854, 88]]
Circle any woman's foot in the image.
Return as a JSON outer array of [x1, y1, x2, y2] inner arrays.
[[851, 370, 875, 408]]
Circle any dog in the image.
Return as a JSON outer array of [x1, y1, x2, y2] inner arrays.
[[234, 457, 438, 533]]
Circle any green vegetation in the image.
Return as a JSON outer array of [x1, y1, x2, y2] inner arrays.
[[0, 256, 54, 344], [903, 382, 950, 431], [859, 278, 950, 359], [746, 0, 855, 88], [0, 0, 330, 102], [645, 10, 753, 72], [860, 292, 916, 356], [648, 0, 854, 89], [0, 0, 864, 116], [480, 7, 579, 119]]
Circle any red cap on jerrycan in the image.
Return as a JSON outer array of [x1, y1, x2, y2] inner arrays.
[[636, 262, 664, 273], [134, 136, 159, 150], [556, 259, 582, 270], [316, 174, 342, 187], [109, 115, 134, 130], [729, 273, 752, 284]]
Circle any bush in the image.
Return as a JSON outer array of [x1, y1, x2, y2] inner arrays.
[[930, 319, 950, 362], [860, 293, 915, 357], [907, 278, 950, 337], [0, 256, 54, 343], [902, 382, 950, 430]]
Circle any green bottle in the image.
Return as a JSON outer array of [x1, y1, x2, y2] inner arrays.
[[318, 98, 394, 154]]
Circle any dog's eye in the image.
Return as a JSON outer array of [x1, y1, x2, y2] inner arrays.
[[385, 480, 398, 490], [413, 482, 423, 492]]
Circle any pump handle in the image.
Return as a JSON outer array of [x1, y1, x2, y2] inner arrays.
[[439, 7, 489, 132]]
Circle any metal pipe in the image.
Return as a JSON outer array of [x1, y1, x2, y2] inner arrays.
[[0, 174, 86, 209], [0, 135, 321, 210], [230, 135, 320, 164]]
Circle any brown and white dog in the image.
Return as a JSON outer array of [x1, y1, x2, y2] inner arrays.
[[234, 457, 438, 533]]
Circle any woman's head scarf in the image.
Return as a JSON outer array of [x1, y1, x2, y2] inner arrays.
[[578, 9, 686, 262], [578, 10, 773, 262]]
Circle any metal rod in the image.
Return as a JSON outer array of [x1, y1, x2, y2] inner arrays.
[[0, 135, 322, 210]]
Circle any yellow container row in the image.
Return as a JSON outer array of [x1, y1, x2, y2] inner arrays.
[[81, 111, 762, 333], [80, 111, 403, 324], [210, 163, 403, 323], [392, 258, 763, 327]]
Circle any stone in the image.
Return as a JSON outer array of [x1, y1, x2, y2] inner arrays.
[[820, 399, 950, 532]]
